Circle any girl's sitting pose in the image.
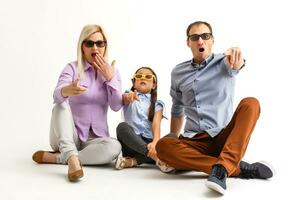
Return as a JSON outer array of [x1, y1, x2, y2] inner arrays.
[[115, 67, 174, 173]]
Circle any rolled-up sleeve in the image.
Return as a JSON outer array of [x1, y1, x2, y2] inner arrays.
[[105, 69, 123, 111], [53, 64, 75, 104], [155, 100, 164, 112], [222, 57, 245, 77], [170, 71, 184, 117]]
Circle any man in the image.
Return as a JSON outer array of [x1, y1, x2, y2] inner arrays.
[[156, 21, 274, 195]]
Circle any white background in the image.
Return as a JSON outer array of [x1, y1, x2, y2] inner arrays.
[[1, 0, 299, 199]]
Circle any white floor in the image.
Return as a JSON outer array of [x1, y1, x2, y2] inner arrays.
[[1, 142, 294, 200], [1, 106, 297, 200]]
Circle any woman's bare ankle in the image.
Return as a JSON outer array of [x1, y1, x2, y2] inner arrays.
[[43, 152, 59, 163], [67, 155, 81, 172]]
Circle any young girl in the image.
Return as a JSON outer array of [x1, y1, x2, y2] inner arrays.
[[115, 67, 174, 172]]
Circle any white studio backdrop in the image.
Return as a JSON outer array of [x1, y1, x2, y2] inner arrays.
[[0, 0, 299, 195]]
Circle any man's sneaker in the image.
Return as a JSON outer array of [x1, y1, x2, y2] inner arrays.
[[238, 160, 274, 179], [205, 164, 228, 195], [115, 157, 137, 170], [156, 159, 175, 173]]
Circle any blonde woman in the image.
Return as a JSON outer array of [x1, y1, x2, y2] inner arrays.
[[32, 24, 122, 182]]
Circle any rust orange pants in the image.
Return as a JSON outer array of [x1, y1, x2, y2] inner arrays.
[[156, 97, 260, 176]]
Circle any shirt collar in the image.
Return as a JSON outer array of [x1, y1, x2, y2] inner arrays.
[[137, 92, 151, 99], [191, 54, 214, 68], [84, 61, 93, 71]]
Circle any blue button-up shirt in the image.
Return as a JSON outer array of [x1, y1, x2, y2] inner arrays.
[[123, 92, 164, 139], [170, 54, 240, 138]]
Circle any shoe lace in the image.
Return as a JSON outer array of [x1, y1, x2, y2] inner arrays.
[[120, 158, 135, 168], [156, 159, 174, 172], [240, 164, 259, 179], [156, 159, 164, 167]]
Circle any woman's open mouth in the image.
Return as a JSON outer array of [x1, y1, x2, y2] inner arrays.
[[91, 53, 98, 57]]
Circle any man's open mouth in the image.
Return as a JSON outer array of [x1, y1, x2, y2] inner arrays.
[[199, 48, 205, 52]]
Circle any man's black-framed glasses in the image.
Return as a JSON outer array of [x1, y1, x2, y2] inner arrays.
[[188, 33, 213, 41]]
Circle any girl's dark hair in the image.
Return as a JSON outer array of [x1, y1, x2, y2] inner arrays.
[[131, 67, 157, 122]]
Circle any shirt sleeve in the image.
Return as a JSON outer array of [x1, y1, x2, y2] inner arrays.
[[222, 57, 245, 77], [155, 100, 164, 112], [155, 100, 169, 119], [170, 70, 184, 117], [53, 64, 76, 104], [105, 68, 123, 111]]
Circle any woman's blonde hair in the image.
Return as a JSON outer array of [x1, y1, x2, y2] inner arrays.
[[77, 24, 108, 79]]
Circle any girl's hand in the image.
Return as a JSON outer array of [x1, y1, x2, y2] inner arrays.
[[93, 54, 115, 81], [147, 141, 158, 160], [122, 90, 139, 104], [61, 79, 87, 97]]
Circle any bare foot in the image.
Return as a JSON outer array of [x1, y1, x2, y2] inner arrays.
[[43, 152, 60, 163]]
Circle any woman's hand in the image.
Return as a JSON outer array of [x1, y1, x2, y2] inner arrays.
[[93, 54, 115, 81], [61, 79, 87, 97]]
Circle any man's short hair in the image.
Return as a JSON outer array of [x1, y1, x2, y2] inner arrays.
[[186, 21, 213, 38]]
